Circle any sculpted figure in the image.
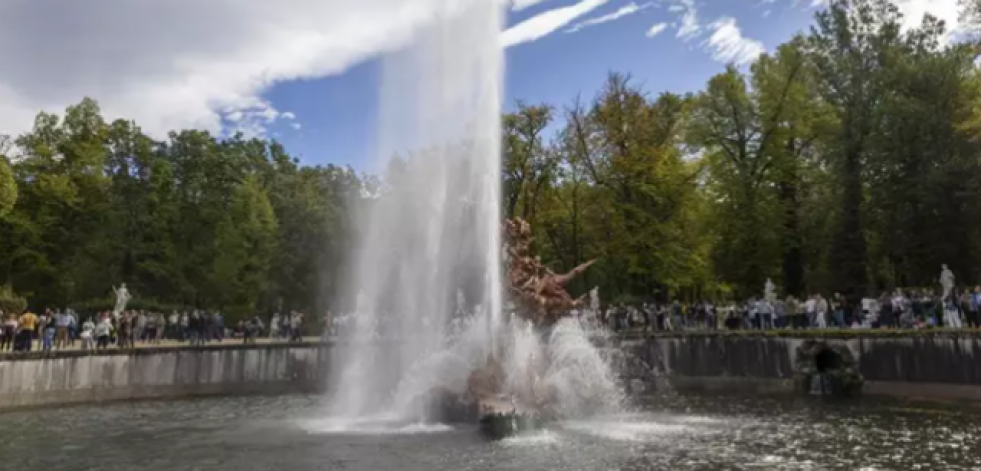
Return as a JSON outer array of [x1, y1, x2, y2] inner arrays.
[[940, 264, 955, 300], [502, 217, 595, 327], [112, 283, 131, 317]]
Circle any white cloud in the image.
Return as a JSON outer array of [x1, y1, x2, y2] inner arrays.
[[0, 0, 597, 141], [646, 22, 669, 37], [675, 0, 701, 41], [502, 0, 610, 47], [887, 0, 965, 37], [511, 0, 554, 11], [805, 0, 972, 40], [566, 2, 653, 33], [703, 17, 765, 65]]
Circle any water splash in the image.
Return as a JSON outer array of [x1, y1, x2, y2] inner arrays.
[[544, 318, 625, 418], [327, 0, 504, 425], [325, 0, 624, 428]]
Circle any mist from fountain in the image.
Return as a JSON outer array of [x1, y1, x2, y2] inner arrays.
[[326, 0, 504, 427], [324, 0, 625, 430]]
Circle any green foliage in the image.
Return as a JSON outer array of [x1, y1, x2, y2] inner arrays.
[[0, 103, 366, 321], [0, 284, 26, 314], [0, 144, 15, 218], [505, 0, 981, 301], [5, 0, 981, 309]]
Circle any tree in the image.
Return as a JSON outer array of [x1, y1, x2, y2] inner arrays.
[[688, 66, 784, 296], [503, 103, 556, 222], [805, 0, 902, 299], [0, 151, 14, 218]]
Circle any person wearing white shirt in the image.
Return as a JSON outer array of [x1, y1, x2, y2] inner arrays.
[[80, 317, 96, 350], [815, 294, 829, 328], [805, 296, 817, 327]]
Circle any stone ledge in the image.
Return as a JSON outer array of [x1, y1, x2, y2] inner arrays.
[[0, 341, 331, 362], [620, 329, 981, 340]]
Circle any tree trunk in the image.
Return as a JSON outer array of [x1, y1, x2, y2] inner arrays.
[[779, 139, 804, 298], [831, 143, 867, 301]]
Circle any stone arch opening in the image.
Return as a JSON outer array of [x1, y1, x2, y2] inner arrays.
[[814, 348, 841, 373], [793, 340, 864, 397]]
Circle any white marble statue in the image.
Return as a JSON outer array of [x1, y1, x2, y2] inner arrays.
[[589, 287, 600, 313], [764, 278, 776, 303], [112, 283, 131, 316], [940, 264, 955, 300]]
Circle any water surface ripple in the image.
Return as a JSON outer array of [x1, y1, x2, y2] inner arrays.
[[1, 393, 978, 470]]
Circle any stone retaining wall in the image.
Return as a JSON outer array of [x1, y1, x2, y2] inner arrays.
[[0, 343, 329, 410], [5, 333, 981, 411], [623, 332, 981, 401]]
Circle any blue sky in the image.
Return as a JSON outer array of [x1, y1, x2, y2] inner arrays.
[[264, 0, 817, 169], [1, 0, 960, 165]]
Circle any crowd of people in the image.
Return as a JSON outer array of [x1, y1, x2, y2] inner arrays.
[[0, 309, 313, 353], [4, 286, 978, 353], [599, 287, 981, 332]]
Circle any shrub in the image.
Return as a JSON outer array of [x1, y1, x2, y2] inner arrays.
[[0, 284, 27, 314]]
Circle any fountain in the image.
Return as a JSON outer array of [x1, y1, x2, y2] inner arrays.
[[325, 0, 622, 437]]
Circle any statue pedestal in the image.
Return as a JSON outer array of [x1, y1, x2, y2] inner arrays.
[[477, 398, 545, 439]]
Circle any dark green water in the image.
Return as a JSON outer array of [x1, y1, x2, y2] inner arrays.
[[0, 393, 978, 470]]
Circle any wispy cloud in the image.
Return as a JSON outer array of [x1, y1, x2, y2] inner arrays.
[[566, 2, 653, 33], [511, 0, 554, 11], [0, 0, 611, 140], [503, 0, 610, 47], [675, 0, 701, 41], [646, 22, 669, 37], [703, 17, 765, 66]]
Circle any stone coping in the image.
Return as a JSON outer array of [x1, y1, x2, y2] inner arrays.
[[0, 340, 331, 362], [5, 328, 980, 362], [617, 328, 981, 340]]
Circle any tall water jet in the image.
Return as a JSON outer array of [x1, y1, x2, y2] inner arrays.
[[328, 0, 504, 425]]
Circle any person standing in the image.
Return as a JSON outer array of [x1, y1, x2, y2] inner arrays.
[[805, 295, 817, 328], [41, 312, 56, 352], [815, 294, 829, 329], [290, 312, 303, 342], [0, 313, 17, 351], [785, 296, 800, 329], [945, 293, 964, 329], [831, 293, 845, 328], [54, 309, 70, 349], [188, 312, 202, 346], [973, 286, 981, 328], [80, 317, 96, 350], [16, 309, 37, 352], [95, 315, 112, 350]]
